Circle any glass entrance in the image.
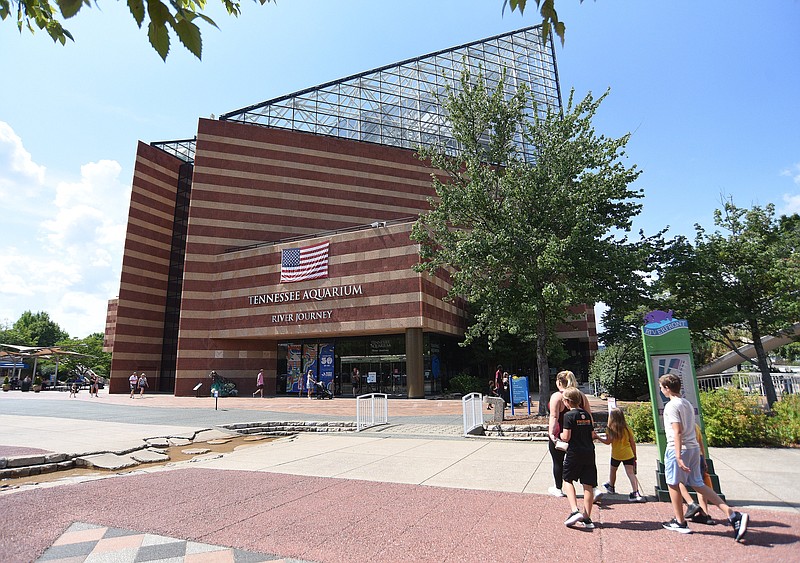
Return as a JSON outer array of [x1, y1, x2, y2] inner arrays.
[[340, 355, 406, 396]]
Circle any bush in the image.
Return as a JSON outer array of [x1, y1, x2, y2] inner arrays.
[[767, 394, 800, 446], [700, 388, 767, 447], [446, 373, 483, 395], [624, 402, 656, 443]]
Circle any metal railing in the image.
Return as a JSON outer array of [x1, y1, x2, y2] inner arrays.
[[356, 393, 389, 431], [462, 392, 484, 436], [697, 372, 800, 398]]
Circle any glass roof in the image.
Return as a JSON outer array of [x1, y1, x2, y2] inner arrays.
[[152, 27, 560, 164]]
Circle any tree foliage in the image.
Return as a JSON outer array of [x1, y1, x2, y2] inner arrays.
[[589, 342, 647, 400], [55, 332, 111, 378], [1, 0, 274, 60], [412, 68, 653, 414], [504, 0, 587, 46], [660, 200, 800, 407], [1, 310, 69, 346]]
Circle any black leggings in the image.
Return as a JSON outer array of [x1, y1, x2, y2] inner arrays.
[[548, 439, 566, 489]]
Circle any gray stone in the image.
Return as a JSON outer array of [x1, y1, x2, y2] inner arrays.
[[130, 450, 170, 463], [45, 453, 67, 463], [205, 439, 231, 445], [6, 455, 45, 468], [181, 448, 211, 455], [188, 453, 223, 462], [78, 453, 138, 470], [168, 438, 192, 447], [0, 458, 6, 469], [145, 438, 171, 448]]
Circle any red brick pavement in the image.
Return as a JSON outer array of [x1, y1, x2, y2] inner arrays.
[[1, 467, 798, 563]]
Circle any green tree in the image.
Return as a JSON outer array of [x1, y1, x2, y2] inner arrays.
[[412, 69, 654, 415], [55, 332, 111, 378], [7, 310, 69, 346], [1, 0, 274, 60], [589, 342, 647, 400], [660, 200, 800, 408]]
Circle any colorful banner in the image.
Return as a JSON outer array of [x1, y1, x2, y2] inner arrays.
[[287, 343, 302, 393], [303, 343, 319, 384]]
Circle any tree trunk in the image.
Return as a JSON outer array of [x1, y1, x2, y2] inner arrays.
[[536, 314, 550, 416], [750, 319, 778, 408]]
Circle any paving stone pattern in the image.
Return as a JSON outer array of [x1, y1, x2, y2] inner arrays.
[[36, 522, 312, 563]]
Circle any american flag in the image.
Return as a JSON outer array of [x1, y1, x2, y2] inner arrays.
[[280, 241, 330, 283]]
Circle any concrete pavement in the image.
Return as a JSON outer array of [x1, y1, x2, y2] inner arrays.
[[1, 389, 799, 562]]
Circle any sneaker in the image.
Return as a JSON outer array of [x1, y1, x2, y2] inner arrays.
[[662, 518, 692, 534], [730, 512, 748, 541], [581, 518, 596, 530], [549, 486, 566, 497], [684, 502, 701, 520], [628, 491, 646, 502], [592, 487, 604, 503], [603, 482, 616, 494], [565, 510, 585, 526], [691, 512, 714, 525]]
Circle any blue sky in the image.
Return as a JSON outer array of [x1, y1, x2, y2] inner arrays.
[[1, 0, 799, 338]]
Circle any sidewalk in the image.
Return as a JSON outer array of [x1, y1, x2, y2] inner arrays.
[[1, 390, 799, 562]]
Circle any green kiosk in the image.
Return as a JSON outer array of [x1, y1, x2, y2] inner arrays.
[[641, 310, 724, 501]]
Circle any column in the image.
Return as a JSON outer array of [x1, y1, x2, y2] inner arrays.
[[406, 328, 424, 398]]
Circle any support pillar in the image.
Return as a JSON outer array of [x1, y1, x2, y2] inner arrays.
[[406, 328, 424, 398]]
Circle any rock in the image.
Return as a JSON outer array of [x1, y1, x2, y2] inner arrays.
[[130, 450, 170, 463], [78, 453, 138, 470], [181, 448, 211, 455]]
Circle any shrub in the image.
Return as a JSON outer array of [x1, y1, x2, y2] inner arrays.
[[624, 402, 656, 443], [767, 394, 800, 446], [699, 388, 767, 447], [446, 373, 483, 395], [589, 343, 649, 401]]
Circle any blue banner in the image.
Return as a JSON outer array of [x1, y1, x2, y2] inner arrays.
[[319, 343, 335, 389]]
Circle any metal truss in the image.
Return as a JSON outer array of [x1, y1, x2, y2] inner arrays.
[[219, 27, 560, 162], [151, 138, 196, 163]]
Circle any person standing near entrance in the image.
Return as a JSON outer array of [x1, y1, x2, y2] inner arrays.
[[351, 367, 360, 396], [253, 369, 264, 397], [307, 370, 316, 399]]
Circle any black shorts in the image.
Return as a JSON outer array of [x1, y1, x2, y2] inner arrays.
[[563, 450, 598, 486], [611, 456, 636, 467]]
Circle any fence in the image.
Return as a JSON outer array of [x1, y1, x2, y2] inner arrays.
[[356, 393, 388, 431], [697, 372, 800, 400], [462, 392, 484, 436]]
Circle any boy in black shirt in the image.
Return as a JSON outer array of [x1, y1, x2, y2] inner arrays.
[[560, 387, 599, 529]]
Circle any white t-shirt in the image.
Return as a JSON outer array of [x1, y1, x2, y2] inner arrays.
[[663, 396, 699, 450]]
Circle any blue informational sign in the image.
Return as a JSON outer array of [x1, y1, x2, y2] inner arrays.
[[319, 343, 335, 389], [510, 376, 531, 415]]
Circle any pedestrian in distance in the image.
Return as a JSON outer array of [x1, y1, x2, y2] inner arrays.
[[253, 369, 264, 397], [89, 373, 99, 398], [129, 372, 139, 398], [548, 370, 595, 498], [137, 372, 148, 398], [597, 408, 645, 502], [307, 370, 316, 399], [69, 380, 78, 398], [560, 387, 600, 530], [659, 373, 748, 540]]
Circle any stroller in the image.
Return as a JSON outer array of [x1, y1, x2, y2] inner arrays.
[[314, 380, 334, 399]]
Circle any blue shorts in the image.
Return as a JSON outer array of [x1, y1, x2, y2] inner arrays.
[[664, 447, 704, 488]]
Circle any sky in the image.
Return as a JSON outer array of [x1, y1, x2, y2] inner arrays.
[[1, 0, 799, 339]]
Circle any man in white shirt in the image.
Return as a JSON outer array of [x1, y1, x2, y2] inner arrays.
[[659, 373, 748, 541]]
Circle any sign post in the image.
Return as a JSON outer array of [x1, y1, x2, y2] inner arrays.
[[509, 376, 531, 416], [641, 311, 723, 501]]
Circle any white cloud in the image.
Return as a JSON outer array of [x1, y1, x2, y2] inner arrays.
[[780, 163, 800, 215], [782, 163, 800, 186], [0, 122, 129, 338]]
